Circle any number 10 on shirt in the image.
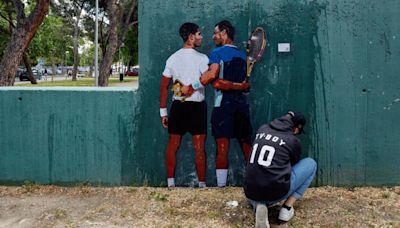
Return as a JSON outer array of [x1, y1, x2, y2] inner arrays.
[[249, 143, 276, 168]]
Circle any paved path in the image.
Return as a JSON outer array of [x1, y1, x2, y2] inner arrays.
[[14, 76, 139, 89], [14, 76, 67, 85], [111, 80, 138, 89]]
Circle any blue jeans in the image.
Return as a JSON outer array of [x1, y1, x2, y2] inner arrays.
[[248, 157, 317, 210]]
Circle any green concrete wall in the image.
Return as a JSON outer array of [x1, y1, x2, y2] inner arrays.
[[0, 87, 138, 185], [136, 0, 400, 186], [1, 0, 399, 187]]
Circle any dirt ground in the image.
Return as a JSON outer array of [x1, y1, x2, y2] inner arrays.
[[0, 185, 399, 228]]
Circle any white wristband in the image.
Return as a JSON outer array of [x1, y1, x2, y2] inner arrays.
[[192, 79, 204, 90], [160, 108, 168, 117]]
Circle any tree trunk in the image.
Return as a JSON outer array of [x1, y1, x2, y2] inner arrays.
[[72, 3, 84, 81], [98, 0, 136, 86], [61, 59, 66, 76], [88, 57, 95, 77], [127, 59, 132, 72], [22, 53, 37, 84], [0, 0, 50, 86], [99, 16, 106, 58], [98, 0, 120, 86], [51, 57, 56, 81]]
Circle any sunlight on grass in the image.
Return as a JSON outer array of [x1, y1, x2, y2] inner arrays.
[[16, 77, 138, 87]]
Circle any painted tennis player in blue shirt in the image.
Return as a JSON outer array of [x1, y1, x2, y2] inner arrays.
[[182, 20, 252, 187]]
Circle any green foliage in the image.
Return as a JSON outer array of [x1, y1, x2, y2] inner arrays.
[[81, 0, 138, 68], [0, 34, 8, 60], [120, 27, 138, 67], [22, 180, 41, 193], [0, 2, 75, 66], [80, 42, 101, 67], [381, 192, 390, 199], [0, 0, 138, 75], [126, 187, 138, 193], [0, 0, 14, 60], [29, 14, 73, 66], [148, 191, 169, 202]]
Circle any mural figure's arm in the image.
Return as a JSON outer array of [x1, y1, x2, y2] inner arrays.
[[212, 78, 250, 91], [160, 75, 171, 128]]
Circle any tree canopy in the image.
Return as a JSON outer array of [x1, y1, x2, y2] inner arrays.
[[0, 0, 138, 86]]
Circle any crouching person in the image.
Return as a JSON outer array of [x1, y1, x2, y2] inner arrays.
[[244, 111, 317, 228]]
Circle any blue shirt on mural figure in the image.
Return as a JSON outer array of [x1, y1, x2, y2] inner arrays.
[[208, 44, 248, 106]]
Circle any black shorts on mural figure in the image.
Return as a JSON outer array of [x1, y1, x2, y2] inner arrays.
[[168, 100, 207, 135]]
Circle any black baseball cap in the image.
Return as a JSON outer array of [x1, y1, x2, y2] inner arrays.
[[288, 111, 306, 133]]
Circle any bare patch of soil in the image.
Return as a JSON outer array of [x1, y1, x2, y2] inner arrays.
[[0, 185, 399, 227]]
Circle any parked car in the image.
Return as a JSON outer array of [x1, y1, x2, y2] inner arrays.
[[16, 68, 25, 78], [19, 69, 42, 81], [125, 67, 139, 77]]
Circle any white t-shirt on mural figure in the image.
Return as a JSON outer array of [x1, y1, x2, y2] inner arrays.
[[162, 48, 209, 102]]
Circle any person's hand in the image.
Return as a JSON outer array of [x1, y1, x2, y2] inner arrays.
[[241, 81, 250, 91], [161, 116, 168, 128], [181, 85, 194, 96]]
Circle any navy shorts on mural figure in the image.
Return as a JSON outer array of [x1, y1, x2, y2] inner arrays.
[[211, 99, 252, 139]]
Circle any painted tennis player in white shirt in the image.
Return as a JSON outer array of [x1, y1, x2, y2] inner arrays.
[[159, 22, 208, 188]]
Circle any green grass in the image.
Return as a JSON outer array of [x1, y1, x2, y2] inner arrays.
[[148, 191, 169, 202], [16, 76, 138, 87]]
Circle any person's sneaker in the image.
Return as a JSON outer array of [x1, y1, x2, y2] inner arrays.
[[278, 206, 294, 222], [255, 204, 270, 228]]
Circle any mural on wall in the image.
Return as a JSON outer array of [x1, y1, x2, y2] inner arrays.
[[136, 0, 400, 187], [1, 0, 399, 187]]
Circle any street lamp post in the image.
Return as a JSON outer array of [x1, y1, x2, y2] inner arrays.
[[94, 0, 99, 86], [65, 51, 69, 79]]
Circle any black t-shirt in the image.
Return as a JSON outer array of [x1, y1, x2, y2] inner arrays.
[[244, 115, 301, 201]]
